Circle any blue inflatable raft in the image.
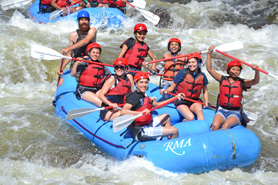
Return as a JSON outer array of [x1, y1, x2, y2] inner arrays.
[[54, 69, 261, 173], [27, 0, 126, 27]]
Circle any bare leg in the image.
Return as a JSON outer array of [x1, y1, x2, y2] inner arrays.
[[104, 110, 121, 121], [222, 116, 239, 129], [159, 114, 179, 139], [177, 104, 194, 122], [190, 103, 204, 120], [81, 91, 102, 107], [211, 114, 225, 131]]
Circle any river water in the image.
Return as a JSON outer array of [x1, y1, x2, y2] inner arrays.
[[0, 0, 278, 184]]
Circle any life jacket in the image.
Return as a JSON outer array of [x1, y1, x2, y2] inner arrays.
[[106, 74, 132, 104], [97, 0, 109, 4], [56, 0, 68, 7], [163, 53, 186, 81], [72, 29, 92, 58], [218, 76, 246, 109], [41, 0, 52, 4], [176, 69, 204, 99], [109, 0, 126, 7], [121, 37, 148, 69], [79, 61, 105, 88], [134, 96, 153, 126]]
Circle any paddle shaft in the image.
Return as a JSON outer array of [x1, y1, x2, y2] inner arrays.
[[146, 54, 189, 64], [71, 57, 165, 76], [216, 49, 270, 76], [57, 59, 64, 87]]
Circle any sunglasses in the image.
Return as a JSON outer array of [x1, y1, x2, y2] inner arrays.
[[115, 65, 125, 70]]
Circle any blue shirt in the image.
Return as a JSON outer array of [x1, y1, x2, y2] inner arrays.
[[174, 68, 209, 86]]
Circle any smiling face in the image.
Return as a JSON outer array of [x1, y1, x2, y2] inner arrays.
[[187, 58, 199, 72], [114, 65, 126, 76], [228, 66, 241, 78], [134, 30, 147, 42], [169, 42, 180, 53], [136, 78, 149, 93], [88, 48, 101, 61]]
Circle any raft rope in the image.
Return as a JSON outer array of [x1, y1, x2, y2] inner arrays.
[[61, 106, 126, 149], [223, 129, 236, 159]]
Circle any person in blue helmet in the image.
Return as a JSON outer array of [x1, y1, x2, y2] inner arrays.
[[59, 10, 97, 74]]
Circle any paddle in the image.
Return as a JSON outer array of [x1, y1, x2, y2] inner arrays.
[[215, 49, 278, 80], [201, 41, 243, 53], [126, 2, 160, 25], [145, 41, 244, 65], [66, 104, 124, 120], [31, 45, 165, 76], [49, 0, 82, 21], [57, 59, 64, 87], [1, 0, 31, 10], [113, 96, 179, 133], [128, 0, 146, 9], [165, 91, 258, 125]]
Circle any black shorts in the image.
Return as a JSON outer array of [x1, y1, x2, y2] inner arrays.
[[174, 98, 202, 108], [76, 85, 99, 99], [100, 109, 109, 121]]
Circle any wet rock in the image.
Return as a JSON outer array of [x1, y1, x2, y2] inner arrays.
[[151, 7, 174, 28]]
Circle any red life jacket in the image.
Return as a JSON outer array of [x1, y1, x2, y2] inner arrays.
[[79, 62, 105, 88], [218, 76, 245, 109], [121, 38, 148, 69], [97, 0, 109, 4], [41, 0, 52, 4], [176, 69, 204, 99], [56, 0, 68, 7], [109, 0, 126, 7], [134, 96, 153, 126], [106, 75, 132, 104], [163, 53, 186, 81]]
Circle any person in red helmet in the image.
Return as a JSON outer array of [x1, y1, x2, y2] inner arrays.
[[161, 52, 209, 122], [98, 58, 134, 121], [206, 45, 260, 130], [156, 38, 187, 101], [59, 10, 97, 75], [121, 72, 184, 142], [71, 43, 111, 107], [118, 23, 157, 75]]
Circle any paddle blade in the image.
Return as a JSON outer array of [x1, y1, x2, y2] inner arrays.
[[130, 0, 146, 9], [202, 41, 243, 53], [113, 114, 142, 133], [1, 0, 31, 10], [49, 10, 63, 21], [245, 111, 258, 126], [66, 107, 103, 120], [215, 41, 243, 52], [31, 45, 68, 60], [135, 7, 160, 25]]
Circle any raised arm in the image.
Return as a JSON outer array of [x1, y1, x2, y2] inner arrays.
[[244, 64, 260, 87], [206, 45, 222, 82]]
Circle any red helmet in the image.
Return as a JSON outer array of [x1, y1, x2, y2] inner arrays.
[[134, 72, 149, 83], [86, 43, 102, 53], [227, 60, 242, 71], [113, 58, 128, 67], [134, 23, 148, 33], [186, 53, 202, 63], [168, 38, 181, 52]]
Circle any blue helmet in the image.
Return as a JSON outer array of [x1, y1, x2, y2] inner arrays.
[[77, 11, 90, 21]]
